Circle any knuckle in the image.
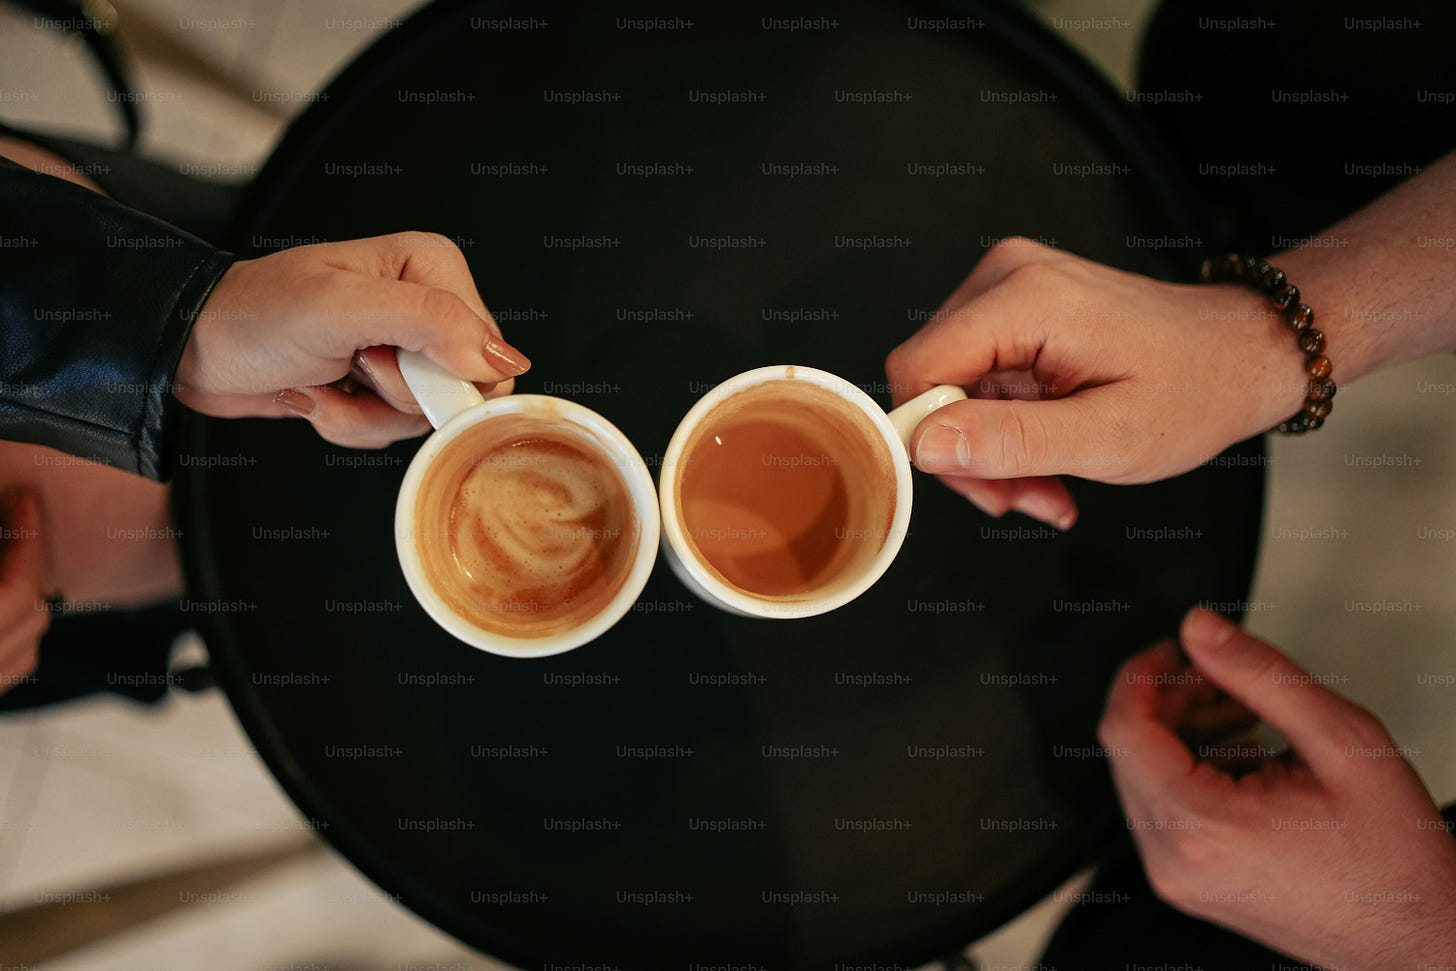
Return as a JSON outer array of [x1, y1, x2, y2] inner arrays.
[[1242, 649, 1285, 691], [1095, 711, 1124, 752], [395, 229, 441, 249], [418, 286, 467, 329], [1341, 703, 1390, 748], [987, 235, 1039, 263], [996, 401, 1048, 476], [996, 261, 1043, 293], [1145, 864, 1193, 910], [399, 231, 463, 263], [884, 345, 910, 382]]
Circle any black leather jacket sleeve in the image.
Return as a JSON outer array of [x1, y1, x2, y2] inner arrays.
[[0, 158, 234, 480]]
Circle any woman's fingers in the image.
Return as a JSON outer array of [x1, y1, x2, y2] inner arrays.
[[340, 275, 530, 387], [275, 383, 432, 448], [351, 346, 426, 414], [319, 231, 497, 326]]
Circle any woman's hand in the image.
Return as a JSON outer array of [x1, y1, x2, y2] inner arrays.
[[0, 492, 48, 695], [885, 238, 1311, 528], [1101, 608, 1456, 970], [175, 232, 532, 449]]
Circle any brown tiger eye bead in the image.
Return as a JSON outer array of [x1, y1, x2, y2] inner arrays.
[[1263, 268, 1287, 294], [1299, 329, 1326, 354], [1304, 398, 1332, 420], [1308, 378, 1337, 400], [1273, 284, 1299, 310], [1288, 304, 1314, 332], [1301, 416, 1324, 431], [1307, 356, 1332, 379], [1252, 259, 1272, 285]]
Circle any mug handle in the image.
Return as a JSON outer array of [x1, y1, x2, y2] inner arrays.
[[885, 385, 969, 451], [396, 349, 487, 430]]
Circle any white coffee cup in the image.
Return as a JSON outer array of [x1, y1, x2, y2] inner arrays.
[[393, 351, 660, 657], [657, 365, 966, 618]]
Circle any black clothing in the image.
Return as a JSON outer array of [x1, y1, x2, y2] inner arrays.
[[0, 156, 232, 480]]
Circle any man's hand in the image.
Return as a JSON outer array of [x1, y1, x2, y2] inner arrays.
[[1100, 608, 1456, 970], [884, 237, 1307, 528], [0, 492, 48, 695], [176, 232, 532, 448]]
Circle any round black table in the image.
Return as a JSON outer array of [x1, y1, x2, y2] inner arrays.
[[177, 1, 1264, 967]]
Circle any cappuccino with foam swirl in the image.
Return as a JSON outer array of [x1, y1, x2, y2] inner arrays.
[[412, 415, 638, 638]]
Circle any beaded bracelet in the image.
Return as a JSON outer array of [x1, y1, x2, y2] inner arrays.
[[1200, 253, 1335, 434]]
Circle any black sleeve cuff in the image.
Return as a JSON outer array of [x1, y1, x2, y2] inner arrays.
[[0, 158, 235, 480]]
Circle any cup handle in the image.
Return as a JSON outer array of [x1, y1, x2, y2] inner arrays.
[[396, 350, 487, 430], [885, 385, 969, 451]]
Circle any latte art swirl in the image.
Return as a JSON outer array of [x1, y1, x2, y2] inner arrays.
[[415, 417, 637, 638], [452, 440, 628, 609]]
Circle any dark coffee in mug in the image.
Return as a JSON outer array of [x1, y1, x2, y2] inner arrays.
[[674, 380, 897, 599], [413, 416, 638, 637]]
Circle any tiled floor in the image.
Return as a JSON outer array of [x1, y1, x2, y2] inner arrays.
[[1, 0, 1452, 968]]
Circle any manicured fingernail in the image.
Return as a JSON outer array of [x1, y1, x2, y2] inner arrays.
[[351, 351, 377, 381], [275, 388, 316, 418], [914, 424, 971, 471], [483, 337, 531, 377]]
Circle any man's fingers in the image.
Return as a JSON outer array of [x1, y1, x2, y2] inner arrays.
[[276, 384, 432, 448], [1177, 696, 1261, 746], [1178, 608, 1369, 778], [938, 473, 1078, 529], [886, 247, 1072, 406], [947, 236, 1070, 306], [908, 394, 1122, 481], [1099, 640, 1201, 797]]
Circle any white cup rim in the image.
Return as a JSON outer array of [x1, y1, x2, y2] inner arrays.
[[658, 365, 915, 619], [395, 394, 660, 657]]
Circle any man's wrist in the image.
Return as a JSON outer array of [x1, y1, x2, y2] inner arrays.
[[1193, 280, 1323, 438], [1272, 241, 1382, 387]]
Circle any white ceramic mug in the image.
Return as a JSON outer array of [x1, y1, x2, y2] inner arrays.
[[658, 365, 966, 618], [393, 351, 660, 657]]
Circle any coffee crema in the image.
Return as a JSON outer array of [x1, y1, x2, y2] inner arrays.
[[413, 415, 638, 638], [675, 380, 896, 599]]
